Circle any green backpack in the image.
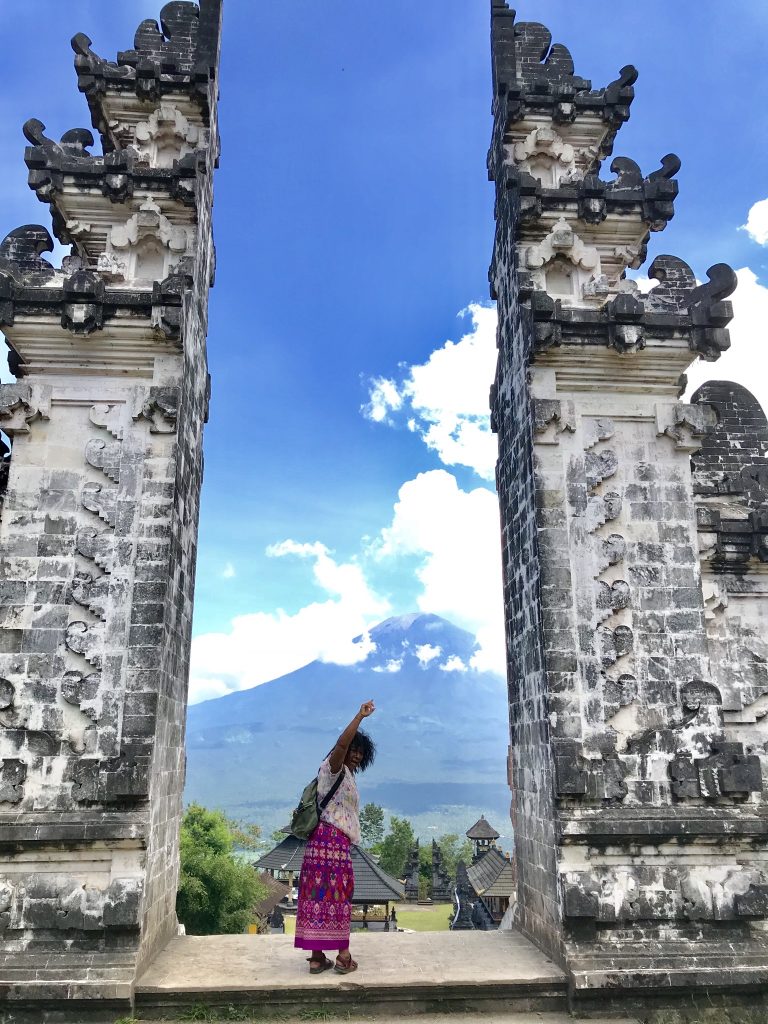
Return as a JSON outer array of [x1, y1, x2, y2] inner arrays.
[[289, 769, 344, 840]]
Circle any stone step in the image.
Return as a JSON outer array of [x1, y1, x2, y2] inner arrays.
[[135, 1016, 640, 1024], [134, 931, 578, 1019]]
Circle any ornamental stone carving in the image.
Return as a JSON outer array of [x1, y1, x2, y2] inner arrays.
[[133, 104, 206, 168], [106, 197, 191, 283]]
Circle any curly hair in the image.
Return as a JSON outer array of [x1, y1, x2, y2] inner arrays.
[[349, 729, 376, 773]]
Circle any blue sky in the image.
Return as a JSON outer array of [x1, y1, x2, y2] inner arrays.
[[3, 2, 768, 702]]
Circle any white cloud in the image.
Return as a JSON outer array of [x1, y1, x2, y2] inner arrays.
[[365, 377, 403, 424], [742, 198, 768, 245], [363, 304, 499, 481], [373, 469, 506, 675], [440, 656, 467, 673], [189, 543, 389, 703], [221, 562, 236, 580], [193, 302, 511, 704], [372, 658, 403, 674], [684, 267, 768, 417], [415, 643, 441, 668]]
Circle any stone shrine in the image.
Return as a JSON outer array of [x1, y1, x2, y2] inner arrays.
[[430, 839, 453, 903], [404, 839, 420, 902], [0, 1, 221, 1014], [489, 0, 768, 999]]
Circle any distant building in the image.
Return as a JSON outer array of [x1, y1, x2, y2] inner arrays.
[[255, 832, 404, 928], [450, 861, 476, 931], [404, 840, 420, 902], [251, 872, 289, 934], [431, 839, 453, 902], [466, 815, 501, 863], [451, 817, 516, 930]]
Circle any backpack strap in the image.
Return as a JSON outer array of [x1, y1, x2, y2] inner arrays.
[[318, 768, 345, 813]]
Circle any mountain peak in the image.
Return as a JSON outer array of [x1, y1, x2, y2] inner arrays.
[[369, 612, 454, 637], [356, 613, 479, 670]]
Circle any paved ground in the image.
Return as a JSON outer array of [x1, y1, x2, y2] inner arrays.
[[137, 930, 564, 993], [131, 1016, 640, 1024]]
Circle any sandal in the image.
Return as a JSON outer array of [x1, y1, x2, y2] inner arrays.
[[334, 952, 358, 975], [307, 954, 334, 975]]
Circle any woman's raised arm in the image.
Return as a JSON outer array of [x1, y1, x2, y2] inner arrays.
[[328, 701, 375, 774]]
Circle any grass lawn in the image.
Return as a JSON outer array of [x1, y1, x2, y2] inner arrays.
[[282, 904, 453, 935], [394, 904, 452, 931]]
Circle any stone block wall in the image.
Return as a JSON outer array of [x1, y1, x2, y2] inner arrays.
[[489, 0, 768, 995], [490, 167, 560, 958], [0, 1, 222, 1011]]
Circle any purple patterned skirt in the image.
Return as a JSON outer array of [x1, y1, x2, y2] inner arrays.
[[294, 821, 354, 951]]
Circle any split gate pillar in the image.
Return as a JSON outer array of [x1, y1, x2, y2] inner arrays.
[[489, 0, 768, 1001], [0, 2, 221, 1013]]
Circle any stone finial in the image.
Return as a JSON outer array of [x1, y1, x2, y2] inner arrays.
[[23, 119, 94, 158], [0, 226, 55, 279], [491, 0, 637, 116], [646, 256, 737, 358]]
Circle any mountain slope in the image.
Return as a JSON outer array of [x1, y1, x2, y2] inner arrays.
[[184, 614, 511, 838]]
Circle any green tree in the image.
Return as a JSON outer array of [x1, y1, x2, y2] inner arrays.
[[176, 804, 267, 935], [376, 815, 415, 879], [359, 803, 385, 847], [436, 833, 473, 882], [229, 819, 263, 852]]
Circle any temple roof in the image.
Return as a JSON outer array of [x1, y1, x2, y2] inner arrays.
[[353, 845, 405, 904], [254, 836, 404, 904], [252, 872, 289, 919], [466, 815, 500, 840], [466, 847, 516, 898]]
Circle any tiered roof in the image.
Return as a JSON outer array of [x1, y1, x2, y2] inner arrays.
[[466, 847, 516, 898], [254, 836, 404, 904], [466, 815, 500, 840]]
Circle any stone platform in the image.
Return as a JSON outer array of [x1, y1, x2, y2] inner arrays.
[[135, 930, 575, 1019]]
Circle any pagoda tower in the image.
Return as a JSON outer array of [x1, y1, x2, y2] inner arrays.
[[466, 814, 500, 864]]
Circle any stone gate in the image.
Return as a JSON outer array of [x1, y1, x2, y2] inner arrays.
[[0, 0, 222, 1014], [490, 0, 768, 1000], [0, 0, 767, 1018]]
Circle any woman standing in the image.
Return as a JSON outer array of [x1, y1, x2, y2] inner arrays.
[[294, 700, 376, 974]]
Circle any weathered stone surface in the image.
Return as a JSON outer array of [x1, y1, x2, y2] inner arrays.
[[0, 0, 222, 1013], [489, 0, 768, 998]]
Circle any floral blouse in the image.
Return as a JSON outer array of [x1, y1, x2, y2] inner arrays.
[[317, 757, 360, 845]]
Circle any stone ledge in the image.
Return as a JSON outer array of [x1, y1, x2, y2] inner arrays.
[[135, 931, 567, 1019], [0, 809, 148, 846], [559, 806, 768, 841]]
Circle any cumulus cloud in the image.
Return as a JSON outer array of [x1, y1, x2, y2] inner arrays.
[[193, 302, 510, 703], [440, 656, 467, 673], [365, 378, 403, 424], [189, 543, 389, 703], [684, 267, 768, 416], [415, 643, 442, 668], [372, 658, 403, 674], [220, 562, 236, 580], [372, 469, 506, 675], [742, 198, 768, 246], [363, 304, 499, 480]]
